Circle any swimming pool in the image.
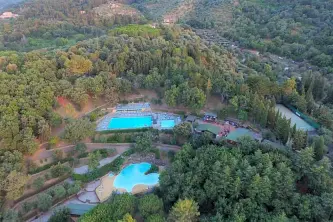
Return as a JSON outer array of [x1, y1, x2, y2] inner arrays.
[[108, 116, 152, 130], [161, 120, 175, 129], [114, 162, 159, 192]]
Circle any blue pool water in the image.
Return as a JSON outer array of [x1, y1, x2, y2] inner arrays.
[[108, 116, 152, 130], [114, 162, 159, 192], [161, 120, 175, 129]]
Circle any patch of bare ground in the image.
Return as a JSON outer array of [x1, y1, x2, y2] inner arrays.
[[163, 0, 195, 24], [54, 96, 107, 119], [93, 2, 142, 18]]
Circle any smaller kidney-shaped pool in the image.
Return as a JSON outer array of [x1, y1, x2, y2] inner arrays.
[[113, 162, 159, 192]]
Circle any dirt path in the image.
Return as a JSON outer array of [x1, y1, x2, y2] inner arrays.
[[29, 143, 181, 162]]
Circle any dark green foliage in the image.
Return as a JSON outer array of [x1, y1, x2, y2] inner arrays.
[[313, 136, 326, 161], [63, 119, 96, 143], [37, 193, 53, 212], [80, 193, 136, 222], [48, 207, 71, 222], [122, 149, 135, 157], [145, 164, 159, 175], [132, 132, 154, 153], [50, 163, 71, 178], [173, 122, 192, 139], [72, 156, 124, 182], [28, 157, 73, 174], [138, 194, 164, 219], [97, 128, 152, 134], [74, 143, 87, 155], [159, 141, 333, 221], [32, 177, 45, 190]]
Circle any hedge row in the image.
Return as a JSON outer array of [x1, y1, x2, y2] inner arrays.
[[97, 127, 152, 134], [77, 148, 115, 159], [72, 156, 125, 183], [29, 157, 74, 174]]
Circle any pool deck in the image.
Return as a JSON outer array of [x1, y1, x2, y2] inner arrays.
[[96, 111, 181, 131], [95, 174, 150, 202]]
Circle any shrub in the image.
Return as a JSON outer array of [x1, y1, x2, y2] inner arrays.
[[32, 177, 45, 190], [53, 185, 66, 200], [52, 150, 64, 162], [153, 149, 160, 159], [107, 148, 117, 156], [21, 201, 34, 214], [168, 151, 176, 162], [122, 149, 135, 157], [74, 143, 87, 155], [50, 163, 71, 178], [49, 207, 71, 222], [37, 193, 53, 212], [28, 157, 73, 174], [67, 181, 81, 195], [98, 128, 151, 134], [145, 164, 159, 175], [72, 156, 124, 183], [48, 136, 60, 149]]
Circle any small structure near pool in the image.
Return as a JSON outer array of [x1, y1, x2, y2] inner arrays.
[[226, 128, 262, 144]]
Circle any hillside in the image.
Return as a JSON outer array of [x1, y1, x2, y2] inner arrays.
[[1, 0, 333, 221]]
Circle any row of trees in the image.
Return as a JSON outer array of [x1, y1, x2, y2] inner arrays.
[[79, 192, 199, 222]]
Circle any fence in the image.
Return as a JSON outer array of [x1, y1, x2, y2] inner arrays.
[[283, 103, 320, 130]]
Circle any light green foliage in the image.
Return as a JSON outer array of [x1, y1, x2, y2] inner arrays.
[[168, 199, 200, 222], [119, 213, 136, 222], [1, 171, 30, 200], [53, 185, 66, 199], [37, 193, 53, 212], [88, 151, 102, 171], [110, 25, 161, 38]]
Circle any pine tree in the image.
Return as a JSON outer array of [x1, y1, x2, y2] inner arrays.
[[313, 136, 326, 160], [292, 130, 307, 150]]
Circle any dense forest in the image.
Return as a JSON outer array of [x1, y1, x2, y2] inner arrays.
[[60, 140, 333, 221], [0, 0, 333, 221], [0, 24, 240, 207], [225, 0, 333, 72]]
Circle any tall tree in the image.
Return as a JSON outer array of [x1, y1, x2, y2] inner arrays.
[[168, 199, 200, 222]]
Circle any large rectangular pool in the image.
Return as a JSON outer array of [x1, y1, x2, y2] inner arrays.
[[108, 116, 152, 130]]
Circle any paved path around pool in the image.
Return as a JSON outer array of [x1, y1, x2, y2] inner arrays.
[[30, 143, 180, 161], [74, 155, 120, 175]]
